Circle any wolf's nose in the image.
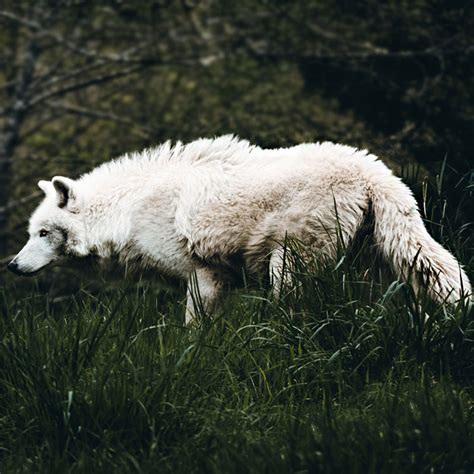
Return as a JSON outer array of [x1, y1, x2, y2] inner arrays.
[[7, 260, 19, 274]]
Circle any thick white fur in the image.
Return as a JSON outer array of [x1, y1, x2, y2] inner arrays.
[[15, 135, 472, 322]]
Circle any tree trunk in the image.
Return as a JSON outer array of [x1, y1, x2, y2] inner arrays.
[[0, 38, 39, 256], [0, 135, 15, 256]]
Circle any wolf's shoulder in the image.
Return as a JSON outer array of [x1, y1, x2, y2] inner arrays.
[[81, 135, 259, 182]]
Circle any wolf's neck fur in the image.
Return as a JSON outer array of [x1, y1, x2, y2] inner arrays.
[[79, 167, 179, 265], [79, 177, 147, 258]]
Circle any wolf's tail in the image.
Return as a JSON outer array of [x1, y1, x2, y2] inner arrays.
[[363, 159, 471, 303]]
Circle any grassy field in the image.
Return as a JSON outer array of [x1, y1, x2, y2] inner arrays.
[[0, 174, 472, 473]]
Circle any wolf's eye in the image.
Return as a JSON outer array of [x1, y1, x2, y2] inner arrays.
[[39, 229, 49, 237]]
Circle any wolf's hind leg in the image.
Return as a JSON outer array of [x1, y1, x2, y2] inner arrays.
[[185, 267, 223, 325]]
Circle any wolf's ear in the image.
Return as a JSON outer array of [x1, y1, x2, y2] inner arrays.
[[52, 176, 75, 208], [37, 180, 53, 195]]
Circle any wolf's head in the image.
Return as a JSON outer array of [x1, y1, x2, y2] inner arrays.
[[8, 177, 89, 276]]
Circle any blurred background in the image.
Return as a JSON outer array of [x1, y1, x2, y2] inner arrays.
[[0, 0, 473, 290]]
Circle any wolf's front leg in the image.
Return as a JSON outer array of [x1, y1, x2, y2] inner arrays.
[[185, 267, 223, 325], [269, 247, 295, 299]]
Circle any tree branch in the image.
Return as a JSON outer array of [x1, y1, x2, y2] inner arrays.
[[28, 65, 146, 108], [0, 10, 143, 63], [244, 39, 474, 62], [44, 101, 154, 138]]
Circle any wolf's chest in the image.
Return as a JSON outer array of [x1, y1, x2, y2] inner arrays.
[[127, 210, 193, 279]]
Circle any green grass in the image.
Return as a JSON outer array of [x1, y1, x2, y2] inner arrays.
[[0, 170, 472, 473]]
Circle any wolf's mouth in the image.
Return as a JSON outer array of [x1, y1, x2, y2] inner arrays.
[[7, 262, 50, 277]]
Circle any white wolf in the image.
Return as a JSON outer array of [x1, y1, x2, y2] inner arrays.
[[8, 135, 471, 322]]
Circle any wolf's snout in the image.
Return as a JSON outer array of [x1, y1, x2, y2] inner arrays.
[[7, 259, 37, 276], [7, 260, 21, 275]]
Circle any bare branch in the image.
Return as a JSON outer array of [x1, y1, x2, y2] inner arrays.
[[0, 10, 141, 63], [244, 39, 474, 62], [33, 59, 110, 92], [28, 65, 146, 108], [44, 101, 154, 138], [0, 8, 182, 69]]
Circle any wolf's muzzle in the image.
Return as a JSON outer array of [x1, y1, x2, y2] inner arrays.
[[7, 260, 23, 275]]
